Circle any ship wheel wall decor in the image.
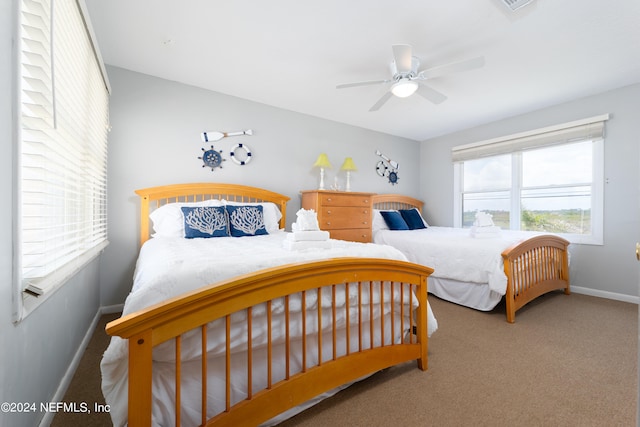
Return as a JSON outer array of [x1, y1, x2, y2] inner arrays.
[[199, 145, 225, 171], [197, 129, 253, 171]]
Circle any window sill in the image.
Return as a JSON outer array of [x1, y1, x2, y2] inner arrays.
[[14, 241, 109, 323]]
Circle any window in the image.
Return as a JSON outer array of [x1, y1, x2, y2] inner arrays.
[[14, 0, 110, 321], [452, 115, 607, 245]]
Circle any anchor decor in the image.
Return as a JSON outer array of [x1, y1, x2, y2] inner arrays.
[[197, 129, 253, 171], [375, 150, 399, 185]]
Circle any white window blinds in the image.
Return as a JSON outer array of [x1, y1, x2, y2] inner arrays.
[[451, 114, 609, 162], [18, 0, 110, 301]]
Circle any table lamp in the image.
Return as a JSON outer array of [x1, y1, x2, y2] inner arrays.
[[313, 153, 332, 190], [340, 157, 357, 192]]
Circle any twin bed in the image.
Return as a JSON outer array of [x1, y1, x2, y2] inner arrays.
[[371, 194, 570, 323], [102, 183, 437, 426]]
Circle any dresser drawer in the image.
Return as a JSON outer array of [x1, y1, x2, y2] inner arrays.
[[329, 228, 371, 243], [300, 190, 374, 243], [320, 193, 371, 207], [319, 207, 370, 229]]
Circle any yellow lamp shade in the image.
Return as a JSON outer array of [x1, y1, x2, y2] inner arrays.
[[340, 157, 357, 172], [313, 153, 332, 169]]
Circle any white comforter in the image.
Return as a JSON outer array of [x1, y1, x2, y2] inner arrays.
[[101, 231, 438, 426], [374, 227, 535, 294]]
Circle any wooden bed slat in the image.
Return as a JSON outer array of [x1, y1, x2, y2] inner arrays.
[[201, 325, 207, 426], [174, 335, 181, 426]]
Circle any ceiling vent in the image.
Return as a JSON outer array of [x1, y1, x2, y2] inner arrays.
[[501, 0, 534, 11]]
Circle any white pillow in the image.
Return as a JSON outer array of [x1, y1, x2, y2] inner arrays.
[[372, 209, 391, 233], [150, 199, 224, 238], [222, 200, 283, 233]]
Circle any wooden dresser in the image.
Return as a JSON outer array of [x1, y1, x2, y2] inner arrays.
[[300, 190, 374, 242]]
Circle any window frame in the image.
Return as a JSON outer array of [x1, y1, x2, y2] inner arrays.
[[453, 117, 606, 246]]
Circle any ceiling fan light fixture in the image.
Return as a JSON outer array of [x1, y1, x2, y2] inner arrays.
[[501, 0, 534, 11], [391, 79, 418, 98]]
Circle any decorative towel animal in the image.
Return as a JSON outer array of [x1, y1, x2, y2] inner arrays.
[[470, 211, 500, 238], [292, 208, 320, 232], [473, 211, 495, 227], [285, 208, 330, 250]]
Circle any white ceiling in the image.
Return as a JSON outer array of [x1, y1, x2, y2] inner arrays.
[[85, 0, 640, 141]]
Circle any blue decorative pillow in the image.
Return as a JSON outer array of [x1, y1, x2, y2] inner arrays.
[[380, 210, 409, 230], [181, 206, 229, 238], [226, 205, 268, 237], [400, 208, 427, 230]]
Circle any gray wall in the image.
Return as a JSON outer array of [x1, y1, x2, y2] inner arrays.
[[1, 3, 103, 427], [420, 83, 640, 299], [100, 66, 421, 306]]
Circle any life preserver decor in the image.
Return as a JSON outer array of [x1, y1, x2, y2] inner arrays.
[[229, 143, 252, 165], [198, 129, 253, 170]]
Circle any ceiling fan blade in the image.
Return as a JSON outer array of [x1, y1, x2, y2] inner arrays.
[[336, 79, 390, 89], [416, 83, 448, 104], [419, 56, 485, 80], [369, 91, 393, 112], [392, 44, 413, 72]]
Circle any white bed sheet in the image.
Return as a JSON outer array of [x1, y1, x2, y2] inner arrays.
[[101, 231, 438, 426], [373, 227, 537, 306]]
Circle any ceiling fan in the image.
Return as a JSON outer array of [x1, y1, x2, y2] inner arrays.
[[336, 44, 484, 112]]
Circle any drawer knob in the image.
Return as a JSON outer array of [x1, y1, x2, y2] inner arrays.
[[327, 198, 332, 202], [327, 210, 331, 214]]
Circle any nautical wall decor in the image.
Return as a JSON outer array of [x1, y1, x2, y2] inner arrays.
[[199, 145, 225, 171], [229, 143, 252, 165], [201, 129, 253, 142], [198, 129, 253, 171], [375, 150, 399, 185]]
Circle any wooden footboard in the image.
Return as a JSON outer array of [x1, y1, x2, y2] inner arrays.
[[106, 258, 432, 427], [501, 235, 570, 323]]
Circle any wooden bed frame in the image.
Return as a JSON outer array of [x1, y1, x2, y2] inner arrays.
[[106, 183, 433, 426], [372, 194, 570, 323], [135, 182, 291, 245]]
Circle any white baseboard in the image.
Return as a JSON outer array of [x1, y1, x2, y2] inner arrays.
[[571, 286, 639, 304], [39, 305, 124, 427], [101, 303, 124, 314], [39, 309, 103, 427]]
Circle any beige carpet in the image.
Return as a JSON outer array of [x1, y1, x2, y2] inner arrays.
[[52, 292, 638, 426]]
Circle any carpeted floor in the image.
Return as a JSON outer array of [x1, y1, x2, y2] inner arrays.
[[52, 292, 638, 426]]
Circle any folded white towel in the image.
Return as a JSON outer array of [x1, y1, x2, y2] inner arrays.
[[472, 225, 501, 233], [470, 225, 501, 238], [282, 240, 332, 251], [286, 230, 330, 242]]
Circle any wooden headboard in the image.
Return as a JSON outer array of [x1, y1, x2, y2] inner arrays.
[[372, 194, 424, 213], [135, 183, 290, 245]]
